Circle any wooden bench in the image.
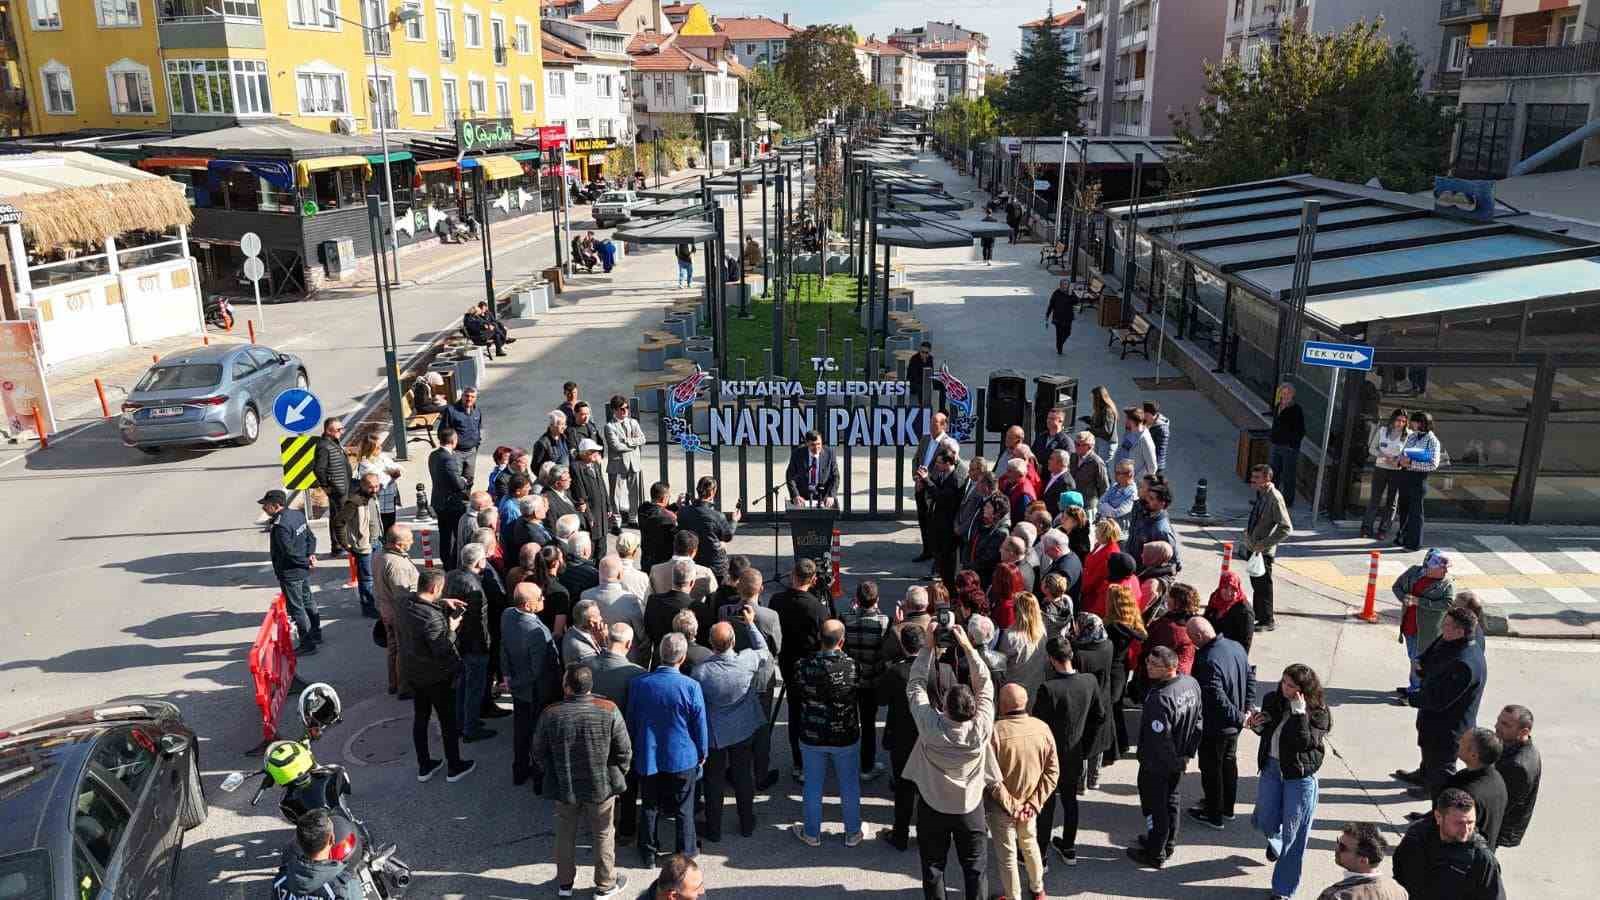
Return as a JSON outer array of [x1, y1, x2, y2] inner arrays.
[[1076, 276, 1104, 314], [400, 385, 440, 447], [1039, 242, 1067, 269], [1107, 313, 1153, 360]]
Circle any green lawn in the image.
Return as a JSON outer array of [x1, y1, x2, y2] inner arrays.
[[721, 273, 875, 387]]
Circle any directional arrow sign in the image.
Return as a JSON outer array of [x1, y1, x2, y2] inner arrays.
[[272, 388, 322, 435], [1301, 340, 1375, 372]]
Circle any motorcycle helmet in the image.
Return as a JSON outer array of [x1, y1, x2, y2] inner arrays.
[[263, 740, 313, 787], [298, 682, 342, 732]]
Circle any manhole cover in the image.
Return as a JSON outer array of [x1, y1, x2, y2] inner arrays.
[[344, 716, 426, 766]]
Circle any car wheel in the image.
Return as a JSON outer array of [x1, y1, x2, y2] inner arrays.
[[178, 752, 208, 830], [236, 406, 260, 446], [295, 370, 309, 391]]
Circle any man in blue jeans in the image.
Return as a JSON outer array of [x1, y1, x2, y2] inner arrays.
[[675, 243, 694, 288], [262, 490, 321, 654], [790, 619, 865, 847], [627, 633, 708, 866], [447, 543, 503, 743]]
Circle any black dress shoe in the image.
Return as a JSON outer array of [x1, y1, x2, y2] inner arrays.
[[1404, 811, 1428, 823], [462, 728, 498, 743], [1392, 768, 1424, 785], [1125, 846, 1165, 869], [757, 770, 780, 791]]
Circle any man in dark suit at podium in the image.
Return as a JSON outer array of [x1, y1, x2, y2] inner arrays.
[[785, 430, 838, 508]]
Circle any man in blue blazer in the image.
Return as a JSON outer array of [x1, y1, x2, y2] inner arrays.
[[785, 430, 838, 507], [626, 633, 709, 865]]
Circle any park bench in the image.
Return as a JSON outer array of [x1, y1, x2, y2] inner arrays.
[[400, 384, 440, 447], [1107, 313, 1153, 360]]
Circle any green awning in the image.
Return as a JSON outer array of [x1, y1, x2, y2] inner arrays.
[[364, 150, 413, 164], [511, 149, 543, 161]]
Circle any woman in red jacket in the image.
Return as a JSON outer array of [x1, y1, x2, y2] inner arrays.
[[1079, 518, 1124, 618], [1139, 582, 1200, 675]]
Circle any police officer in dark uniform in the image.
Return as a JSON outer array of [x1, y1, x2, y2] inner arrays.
[[262, 489, 321, 655]]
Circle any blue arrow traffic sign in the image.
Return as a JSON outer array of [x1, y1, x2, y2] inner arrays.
[[272, 388, 323, 435], [1301, 340, 1375, 372]]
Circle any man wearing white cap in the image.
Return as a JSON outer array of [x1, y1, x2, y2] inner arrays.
[[572, 437, 613, 558]]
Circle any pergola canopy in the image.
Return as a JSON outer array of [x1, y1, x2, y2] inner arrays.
[[635, 198, 703, 218], [614, 217, 717, 244]]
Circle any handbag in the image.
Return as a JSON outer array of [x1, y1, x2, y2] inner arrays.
[[371, 619, 387, 648], [1245, 551, 1268, 578]]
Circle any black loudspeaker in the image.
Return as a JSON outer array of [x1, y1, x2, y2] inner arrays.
[[1033, 375, 1078, 435], [986, 369, 1029, 434]]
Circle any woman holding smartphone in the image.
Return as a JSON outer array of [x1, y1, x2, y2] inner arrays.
[[1247, 664, 1332, 900]]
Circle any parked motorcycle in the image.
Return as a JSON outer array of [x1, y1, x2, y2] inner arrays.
[[221, 684, 412, 898]]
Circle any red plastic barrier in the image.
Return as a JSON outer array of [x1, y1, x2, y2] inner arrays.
[[247, 594, 298, 743]]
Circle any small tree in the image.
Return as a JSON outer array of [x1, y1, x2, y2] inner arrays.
[[1171, 19, 1453, 192], [743, 64, 804, 132]]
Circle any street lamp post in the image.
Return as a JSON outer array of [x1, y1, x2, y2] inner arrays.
[[335, 6, 419, 284]]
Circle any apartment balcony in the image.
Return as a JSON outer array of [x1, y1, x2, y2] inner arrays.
[[1465, 41, 1600, 79], [156, 0, 265, 50], [1248, 7, 1282, 33], [1083, 47, 1102, 66], [1439, 0, 1502, 25], [439, 39, 457, 61], [364, 29, 392, 56], [1085, 11, 1105, 31], [1431, 69, 1463, 93]]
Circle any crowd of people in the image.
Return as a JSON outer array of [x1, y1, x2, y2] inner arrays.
[[253, 367, 1536, 900]]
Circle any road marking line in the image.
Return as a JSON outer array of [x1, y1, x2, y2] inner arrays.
[[1546, 586, 1598, 605], [1433, 548, 1484, 575], [1558, 548, 1600, 574], [1455, 381, 1485, 392], [1490, 377, 1525, 390], [1555, 373, 1583, 386], [1459, 483, 1510, 501], [1471, 587, 1521, 605], [1476, 535, 1554, 574]]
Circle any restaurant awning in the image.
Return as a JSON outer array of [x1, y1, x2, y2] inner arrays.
[[295, 155, 373, 188], [416, 159, 460, 173], [461, 154, 525, 180], [136, 156, 210, 171], [0, 151, 193, 251], [364, 150, 413, 165], [510, 149, 543, 162]]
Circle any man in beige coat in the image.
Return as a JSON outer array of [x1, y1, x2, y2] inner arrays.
[[1316, 822, 1408, 900], [1243, 462, 1292, 632], [986, 684, 1059, 900], [373, 524, 419, 696], [903, 620, 999, 900]]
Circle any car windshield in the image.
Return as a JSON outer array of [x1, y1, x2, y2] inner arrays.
[[0, 849, 52, 900], [600, 192, 630, 203], [134, 364, 222, 392]]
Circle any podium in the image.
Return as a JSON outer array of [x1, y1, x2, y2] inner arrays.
[[787, 507, 839, 587]]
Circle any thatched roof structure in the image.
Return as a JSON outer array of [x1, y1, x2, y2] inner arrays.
[[0, 152, 194, 251]]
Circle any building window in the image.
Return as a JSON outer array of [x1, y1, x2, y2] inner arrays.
[[297, 70, 348, 114], [410, 76, 431, 113], [30, 0, 63, 29], [41, 64, 74, 113], [402, 1, 423, 38], [165, 59, 269, 115], [1454, 102, 1515, 179], [1521, 103, 1590, 175], [441, 79, 460, 121], [576, 117, 591, 131], [106, 61, 154, 114], [520, 81, 535, 112], [368, 75, 396, 127], [547, 71, 566, 97], [1559, 15, 1579, 46], [496, 80, 510, 114], [1446, 36, 1468, 72], [463, 11, 482, 47], [574, 71, 590, 84], [437, 9, 455, 58], [746, 42, 757, 55], [599, 118, 612, 137], [97, 0, 140, 27], [596, 74, 612, 97], [515, 22, 531, 52], [290, 0, 338, 28], [468, 77, 486, 113]]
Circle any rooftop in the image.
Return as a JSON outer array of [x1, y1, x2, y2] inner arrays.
[[860, 39, 906, 56], [714, 15, 795, 40], [571, 0, 630, 23], [1023, 10, 1085, 28], [542, 31, 588, 64], [915, 40, 979, 56]]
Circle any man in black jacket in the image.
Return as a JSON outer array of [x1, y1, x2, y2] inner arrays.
[[447, 544, 505, 745], [572, 439, 612, 557], [1493, 703, 1540, 849], [393, 570, 475, 782], [1393, 788, 1505, 900], [1187, 618, 1252, 829], [967, 495, 1010, 588], [1409, 727, 1507, 848], [770, 559, 833, 776], [1128, 645, 1202, 868], [463, 304, 507, 357], [790, 619, 862, 846], [784, 431, 838, 507], [261, 490, 321, 655], [644, 559, 698, 658], [1033, 636, 1105, 865], [430, 427, 472, 566], [638, 482, 679, 569], [438, 387, 483, 484], [922, 449, 966, 588], [273, 809, 365, 900], [876, 624, 944, 852], [311, 417, 351, 552], [1045, 280, 1075, 355], [1399, 608, 1487, 800], [531, 409, 572, 473], [675, 476, 741, 582]]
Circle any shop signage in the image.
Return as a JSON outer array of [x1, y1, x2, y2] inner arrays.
[[538, 124, 569, 151], [0, 203, 21, 226], [662, 362, 973, 454], [456, 117, 516, 154], [0, 321, 56, 437], [570, 137, 617, 153]]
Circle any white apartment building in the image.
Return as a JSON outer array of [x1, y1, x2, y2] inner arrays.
[[628, 33, 741, 133], [716, 15, 796, 69]]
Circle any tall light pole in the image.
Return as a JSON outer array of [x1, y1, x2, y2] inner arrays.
[[1053, 131, 1070, 246], [335, 5, 420, 283]]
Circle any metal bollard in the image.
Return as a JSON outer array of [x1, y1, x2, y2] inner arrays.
[[1190, 478, 1210, 518]]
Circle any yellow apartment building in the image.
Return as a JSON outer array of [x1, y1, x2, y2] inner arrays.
[[8, 0, 547, 137]]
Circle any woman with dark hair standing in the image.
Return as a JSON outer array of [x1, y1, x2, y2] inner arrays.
[[1247, 664, 1333, 900], [1081, 385, 1118, 453], [1070, 612, 1116, 790], [532, 544, 571, 639], [1394, 411, 1443, 552], [1361, 408, 1410, 540], [1104, 584, 1146, 764]]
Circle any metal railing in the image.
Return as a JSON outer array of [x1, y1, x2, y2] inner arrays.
[[1466, 41, 1600, 79], [157, 0, 262, 22], [1439, 0, 1501, 22], [364, 29, 392, 56], [1431, 69, 1462, 93], [439, 38, 456, 61], [494, 43, 509, 65], [374, 106, 399, 129]]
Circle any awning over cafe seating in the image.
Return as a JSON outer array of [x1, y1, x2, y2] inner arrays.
[[364, 150, 413, 165], [295, 155, 374, 188], [207, 158, 295, 189], [462, 154, 525, 180], [136, 156, 210, 171], [416, 159, 460, 174]]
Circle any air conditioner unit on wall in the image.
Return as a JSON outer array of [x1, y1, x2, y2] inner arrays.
[[332, 117, 357, 134]]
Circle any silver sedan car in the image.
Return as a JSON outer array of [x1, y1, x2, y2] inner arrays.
[[119, 344, 308, 453]]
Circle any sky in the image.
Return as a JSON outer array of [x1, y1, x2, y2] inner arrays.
[[703, 0, 1083, 71]]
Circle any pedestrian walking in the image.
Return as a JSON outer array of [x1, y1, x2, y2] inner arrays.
[[1033, 635, 1105, 867], [1393, 411, 1443, 551], [1243, 463, 1292, 632], [675, 243, 694, 287], [261, 489, 321, 655], [985, 684, 1058, 900], [502, 582, 560, 786], [1269, 384, 1307, 507], [790, 620, 865, 847], [1246, 663, 1331, 898], [1126, 645, 1201, 869], [1493, 704, 1540, 849], [1361, 409, 1411, 540], [1187, 618, 1251, 830], [1315, 822, 1407, 900], [1045, 280, 1074, 355], [626, 633, 708, 864], [904, 619, 996, 900], [311, 417, 352, 553], [393, 569, 475, 783], [691, 611, 771, 841], [531, 664, 632, 899], [605, 396, 647, 527]]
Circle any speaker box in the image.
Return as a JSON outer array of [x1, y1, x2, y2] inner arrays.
[[986, 369, 1029, 434], [1033, 375, 1078, 435]]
